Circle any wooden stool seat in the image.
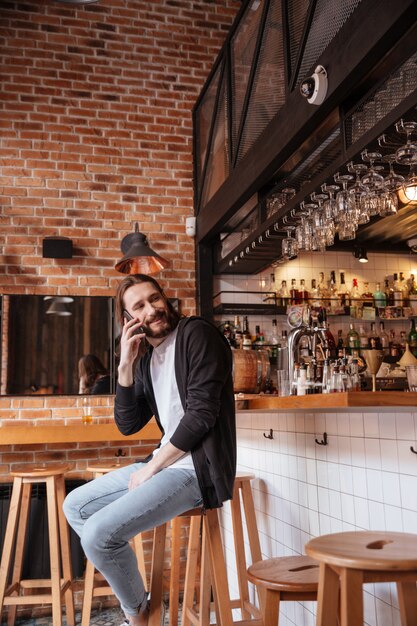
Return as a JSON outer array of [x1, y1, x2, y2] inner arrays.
[[306, 531, 417, 626], [247, 555, 319, 592], [247, 555, 319, 625], [81, 460, 149, 626], [0, 462, 75, 626]]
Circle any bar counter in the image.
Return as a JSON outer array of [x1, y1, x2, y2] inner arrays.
[[0, 419, 161, 445], [236, 391, 417, 411]]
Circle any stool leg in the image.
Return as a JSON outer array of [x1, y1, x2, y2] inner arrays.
[[149, 523, 167, 626], [181, 516, 201, 626], [46, 475, 63, 626], [240, 479, 265, 613], [81, 559, 96, 626], [169, 517, 182, 626], [230, 488, 250, 619], [7, 482, 32, 626], [316, 563, 339, 626], [203, 509, 233, 626], [56, 475, 75, 626], [397, 581, 417, 626], [199, 528, 212, 626], [340, 568, 363, 626], [264, 589, 280, 626], [0, 477, 23, 625], [133, 533, 149, 593]]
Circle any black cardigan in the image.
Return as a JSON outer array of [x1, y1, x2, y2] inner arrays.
[[114, 316, 236, 509]]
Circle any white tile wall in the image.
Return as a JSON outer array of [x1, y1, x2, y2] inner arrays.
[[218, 409, 417, 626]]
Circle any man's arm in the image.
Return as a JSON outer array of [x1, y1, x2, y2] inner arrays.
[[128, 441, 186, 490]]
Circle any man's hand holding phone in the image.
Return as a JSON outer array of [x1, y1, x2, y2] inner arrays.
[[118, 310, 147, 387]]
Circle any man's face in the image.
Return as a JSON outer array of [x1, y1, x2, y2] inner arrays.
[[123, 281, 172, 340]]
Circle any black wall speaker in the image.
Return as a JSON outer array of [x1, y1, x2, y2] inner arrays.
[[42, 237, 73, 259]]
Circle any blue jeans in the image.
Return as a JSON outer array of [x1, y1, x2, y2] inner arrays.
[[63, 463, 203, 616]]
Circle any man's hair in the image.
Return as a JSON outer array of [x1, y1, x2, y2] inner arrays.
[[115, 273, 181, 333]]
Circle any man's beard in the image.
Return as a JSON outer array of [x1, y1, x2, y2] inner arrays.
[[142, 309, 173, 339]]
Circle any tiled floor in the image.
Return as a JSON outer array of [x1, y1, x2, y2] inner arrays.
[[5, 604, 175, 626]]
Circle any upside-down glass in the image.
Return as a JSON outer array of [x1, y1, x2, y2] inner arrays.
[[282, 228, 298, 260]]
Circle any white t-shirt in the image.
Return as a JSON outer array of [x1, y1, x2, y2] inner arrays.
[[150, 327, 195, 471]]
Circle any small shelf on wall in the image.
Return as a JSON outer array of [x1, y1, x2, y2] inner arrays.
[[213, 302, 288, 316]]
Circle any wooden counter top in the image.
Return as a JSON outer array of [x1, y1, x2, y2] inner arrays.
[[0, 420, 161, 445], [236, 391, 417, 411]]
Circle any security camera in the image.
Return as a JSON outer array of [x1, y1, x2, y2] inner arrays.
[[300, 65, 328, 105], [407, 237, 417, 253], [185, 216, 196, 237]]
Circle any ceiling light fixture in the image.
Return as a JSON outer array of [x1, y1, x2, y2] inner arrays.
[[353, 247, 368, 263], [115, 223, 170, 275]]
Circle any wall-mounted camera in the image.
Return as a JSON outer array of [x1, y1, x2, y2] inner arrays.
[[300, 65, 328, 106]]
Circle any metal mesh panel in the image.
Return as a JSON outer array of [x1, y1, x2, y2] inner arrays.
[[287, 0, 310, 80], [267, 127, 341, 199], [345, 51, 417, 147], [194, 64, 221, 197], [295, 0, 362, 88], [238, 0, 286, 162], [230, 0, 264, 161], [200, 73, 229, 207]]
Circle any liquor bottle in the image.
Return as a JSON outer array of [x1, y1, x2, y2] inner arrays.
[[299, 278, 309, 303], [350, 359, 361, 391], [359, 325, 369, 349], [242, 316, 252, 350], [280, 280, 290, 308], [393, 273, 403, 306], [408, 319, 417, 357], [347, 323, 360, 351], [329, 270, 338, 313], [385, 277, 395, 306], [264, 272, 276, 303], [350, 278, 361, 318], [252, 325, 263, 348], [368, 321, 382, 349], [222, 320, 233, 346], [373, 282, 387, 310], [361, 282, 373, 308], [399, 330, 407, 352], [279, 329, 288, 372], [310, 279, 320, 308], [290, 279, 299, 305], [234, 315, 243, 349], [268, 319, 279, 365], [388, 330, 402, 361], [338, 271, 350, 308], [318, 272, 329, 309], [337, 329, 345, 357], [399, 271, 409, 307], [379, 321, 389, 351]]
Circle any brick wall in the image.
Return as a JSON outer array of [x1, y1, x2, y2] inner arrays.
[[0, 0, 240, 474]]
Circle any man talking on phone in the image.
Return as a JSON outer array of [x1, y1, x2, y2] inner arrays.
[[63, 274, 236, 626]]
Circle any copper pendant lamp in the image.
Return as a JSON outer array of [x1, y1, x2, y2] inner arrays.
[[115, 223, 170, 275]]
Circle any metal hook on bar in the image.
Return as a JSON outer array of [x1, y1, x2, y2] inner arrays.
[[263, 429, 274, 440], [315, 432, 328, 446]]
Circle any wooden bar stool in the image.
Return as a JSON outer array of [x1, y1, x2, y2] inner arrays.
[[0, 462, 75, 626], [81, 461, 150, 626], [305, 531, 417, 626], [247, 555, 319, 625], [181, 473, 263, 626]]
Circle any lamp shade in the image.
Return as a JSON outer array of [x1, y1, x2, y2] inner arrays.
[[46, 301, 72, 316], [115, 225, 170, 275]]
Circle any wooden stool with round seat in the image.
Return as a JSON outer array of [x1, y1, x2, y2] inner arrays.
[[180, 473, 263, 626], [305, 531, 417, 626], [247, 555, 319, 625], [81, 461, 150, 626], [0, 462, 75, 626]]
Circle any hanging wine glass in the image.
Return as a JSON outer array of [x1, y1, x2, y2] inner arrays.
[[347, 162, 368, 226], [379, 154, 403, 216], [321, 183, 340, 221], [360, 150, 385, 217], [402, 163, 417, 203], [395, 119, 417, 165], [281, 227, 298, 260]]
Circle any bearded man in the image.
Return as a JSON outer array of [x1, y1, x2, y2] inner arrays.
[[63, 274, 236, 626]]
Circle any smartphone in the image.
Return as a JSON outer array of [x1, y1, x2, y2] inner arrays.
[[123, 309, 148, 336]]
